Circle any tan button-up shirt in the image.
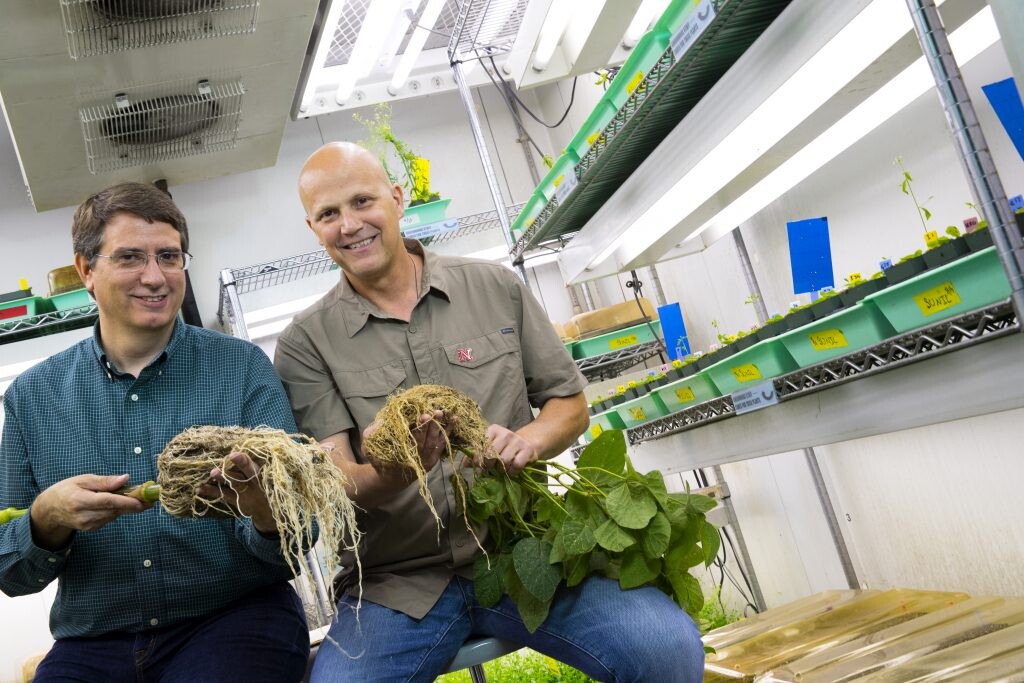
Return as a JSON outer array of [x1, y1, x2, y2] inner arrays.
[[275, 240, 586, 618]]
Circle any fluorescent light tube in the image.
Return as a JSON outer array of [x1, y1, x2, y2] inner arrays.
[[389, 0, 447, 94], [622, 0, 669, 49], [532, 0, 574, 71], [337, 2, 405, 104]]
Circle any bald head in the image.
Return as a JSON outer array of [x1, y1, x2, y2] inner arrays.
[[298, 142, 391, 208]]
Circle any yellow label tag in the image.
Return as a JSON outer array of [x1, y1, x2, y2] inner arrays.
[[626, 70, 645, 94], [628, 407, 646, 421], [730, 364, 762, 383], [808, 329, 848, 350], [525, 217, 534, 228], [674, 386, 696, 403], [846, 272, 863, 286], [609, 334, 638, 349], [914, 281, 961, 316], [924, 230, 940, 248], [589, 424, 603, 438], [553, 175, 564, 187]]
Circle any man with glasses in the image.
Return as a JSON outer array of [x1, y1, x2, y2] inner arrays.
[[0, 182, 311, 681]]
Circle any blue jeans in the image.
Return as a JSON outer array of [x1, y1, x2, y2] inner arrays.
[[35, 581, 310, 683], [311, 575, 704, 682]]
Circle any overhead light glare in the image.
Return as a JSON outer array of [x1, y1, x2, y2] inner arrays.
[[622, 0, 669, 49], [532, 0, 574, 71]]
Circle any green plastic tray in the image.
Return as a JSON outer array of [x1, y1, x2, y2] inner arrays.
[[537, 150, 580, 201], [863, 246, 1011, 333], [652, 371, 720, 412], [613, 392, 669, 428], [705, 338, 798, 395], [777, 302, 896, 368], [48, 288, 92, 312], [567, 100, 618, 159], [654, 0, 701, 34], [607, 30, 672, 109], [400, 198, 450, 229], [511, 191, 548, 238], [571, 320, 662, 359], [584, 409, 627, 443], [0, 295, 53, 323]]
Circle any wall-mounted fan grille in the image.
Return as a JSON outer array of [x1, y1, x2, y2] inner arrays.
[[79, 77, 245, 174], [448, 0, 528, 63], [59, 0, 260, 59]]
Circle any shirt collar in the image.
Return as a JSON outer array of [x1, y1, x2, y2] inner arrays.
[[90, 317, 183, 377], [335, 238, 452, 337]]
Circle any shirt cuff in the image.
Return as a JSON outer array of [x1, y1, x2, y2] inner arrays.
[[238, 517, 288, 565], [18, 509, 72, 581]]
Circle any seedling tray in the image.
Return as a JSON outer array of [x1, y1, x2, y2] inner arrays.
[[510, 191, 548, 238], [704, 338, 798, 395], [0, 295, 53, 324], [652, 371, 720, 413], [777, 302, 896, 368], [607, 31, 671, 109], [583, 409, 627, 443], [572, 320, 661, 360], [537, 150, 581, 201], [863, 246, 1011, 333], [567, 100, 618, 160], [613, 392, 669, 428], [48, 288, 92, 312]]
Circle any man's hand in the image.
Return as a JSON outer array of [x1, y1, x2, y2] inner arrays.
[[198, 452, 276, 535], [484, 424, 539, 475], [31, 473, 150, 550], [363, 410, 453, 488]]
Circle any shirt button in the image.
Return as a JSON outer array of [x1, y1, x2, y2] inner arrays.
[[47, 557, 57, 564], [134, 446, 142, 454], [455, 539, 465, 548], [130, 394, 139, 402], [409, 326, 418, 333], [150, 618, 159, 627], [37, 578, 45, 584], [143, 559, 152, 568]]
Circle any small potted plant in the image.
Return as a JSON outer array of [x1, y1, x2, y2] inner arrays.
[[963, 202, 994, 252], [782, 301, 816, 332], [921, 225, 969, 269], [807, 286, 844, 320], [756, 313, 786, 341], [838, 270, 888, 308]]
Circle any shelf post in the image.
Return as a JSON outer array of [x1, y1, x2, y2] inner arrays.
[[905, 0, 1024, 323], [218, 268, 250, 341]]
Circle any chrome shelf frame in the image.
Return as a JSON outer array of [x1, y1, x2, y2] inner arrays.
[[0, 305, 98, 346], [575, 340, 665, 382]]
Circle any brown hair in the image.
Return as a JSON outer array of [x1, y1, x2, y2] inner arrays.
[[72, 182, 189, 259]]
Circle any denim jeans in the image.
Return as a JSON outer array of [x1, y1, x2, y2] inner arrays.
[[34, 581, 310, 683], [311, 574, 705, 682]]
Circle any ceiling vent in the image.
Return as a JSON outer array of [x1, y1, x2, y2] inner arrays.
[[59, 0, 260, 59], [79, 76, 245, 174]]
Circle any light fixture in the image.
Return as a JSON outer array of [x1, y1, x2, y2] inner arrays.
[[531, 0, 574, 71], [302, 0, 347, 108], [583, 0, 965, 274], [336, 2, 406, 104], [622, 0, 669, 49], [389, 0, 447, 94], [376, 2, 416, 71]]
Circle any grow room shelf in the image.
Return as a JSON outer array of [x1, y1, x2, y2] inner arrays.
[[574, 340, 665, 382], [626, 301, 1024, 474], [509, 0, 793, 262], [0, 304, 98, 346]]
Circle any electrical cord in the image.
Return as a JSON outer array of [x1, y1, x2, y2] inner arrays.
[[479, 61, 553, 163], [625, 270, 668, 363], [487, 56, 577, 129]]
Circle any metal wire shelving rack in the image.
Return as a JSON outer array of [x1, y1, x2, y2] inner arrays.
[[0, 305, 99, 347]]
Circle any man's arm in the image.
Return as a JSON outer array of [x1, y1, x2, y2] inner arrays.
[[486, 392, 589, 474]]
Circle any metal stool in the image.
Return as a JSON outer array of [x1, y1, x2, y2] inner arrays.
[[443, 637, 522, 683]]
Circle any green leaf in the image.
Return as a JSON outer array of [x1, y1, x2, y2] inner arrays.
[[921, 207, 932, 221], [504, 563, 553, 633], [561, 514, 597, 555], [566, 490, 607, 530], [594, 518, 636, 552], [700, 521, 721, 568], [619, 547, 660, 589], [640, 511, 671, 559], [665, 566, 704, 616], [606, 482, 657, 529], [549, 529, 567, 564], [576, 430, 626, 487], [667, 535, 704, 570], [535, 495, 566, 525], [565, 553, 589, 587], [642, 470, 670, 510], [681, 492, 717, 515], [506, 479, 528, 518], [473, 553, 506, 607], [512, 537, 562, 602], [470, 477, 506, 516]]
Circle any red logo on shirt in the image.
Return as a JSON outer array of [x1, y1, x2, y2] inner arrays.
[[457, 347, 474, 362]]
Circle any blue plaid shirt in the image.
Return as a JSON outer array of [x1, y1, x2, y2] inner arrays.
[[0, 320, 304, 638]]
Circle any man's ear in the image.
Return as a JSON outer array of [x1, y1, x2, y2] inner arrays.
[[74, 252, 95, 295], [392, 183, 404, 218], [305, 217, 322, 245]]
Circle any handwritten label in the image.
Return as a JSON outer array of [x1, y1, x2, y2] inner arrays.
[[626, 71, 645, 94], [402, 219, 459, 240], [1010, 194, 1024, 212], [674, 386, 696, 403], [732, 381, 779, 415], [963, 216, 979, 232], [552, 174, 564, 187], [924, 230, 940, 248], [399, 214, 417, 228], [914, 281, 961, 316], [590, 424, 603, 439], [879, 258, 894, 271], [554, 170, 578, 204], [609, 333, 638, 350], [808, 329, 848, 351], [628, 407, 647, 421], [671, 0, 716, 61], [586, 131, 603, 146], [730, 363, 762, 383], [846, 272, 863, 286]]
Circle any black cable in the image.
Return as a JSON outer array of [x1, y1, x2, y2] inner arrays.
[[626, 270, 667, 363], [479, 61, 553, 165], [487, 56, 577, 129], [721, 526, 761, 613]]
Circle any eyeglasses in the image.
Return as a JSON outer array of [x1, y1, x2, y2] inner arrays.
[[93, 250, 193, 272]]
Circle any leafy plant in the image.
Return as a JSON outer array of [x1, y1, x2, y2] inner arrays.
[[743, 293, 760, 307], [710, 319, 729, 345], [466, 430, 717, 635], [945, 225, 961, 238], [435, 648, 597, 683], [697, 587, 743, 634], [353, 103, 440, 204], [896, 156, 933, 233]]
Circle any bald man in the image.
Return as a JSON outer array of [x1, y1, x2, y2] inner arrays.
[[275, 142, 705, 682]]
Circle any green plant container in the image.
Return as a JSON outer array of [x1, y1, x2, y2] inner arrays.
[[567, 100, 618, 159], [777, 302, 896, 368], [400, 198, 450, 229], [0, 295, 53, 325], [654, 0, 702, 34], [48, 288, 92, 312], [652, 371, 720, 413], [583, 409, 626, 443], [704, 339, 798, 395], [510, 191, 548, 239], [863, 246, 1011, 333], [571, 320, 661, 360], [536, 150, 580, 201], [607, 30, 671, 109], [613, 392, 669, 428]]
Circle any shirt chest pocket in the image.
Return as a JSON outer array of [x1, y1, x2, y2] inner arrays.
[[441, 330, 523, 410], [333, 361, 407, 432]]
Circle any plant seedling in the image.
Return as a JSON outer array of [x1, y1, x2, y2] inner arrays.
[[896, 156, 933, 233]]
